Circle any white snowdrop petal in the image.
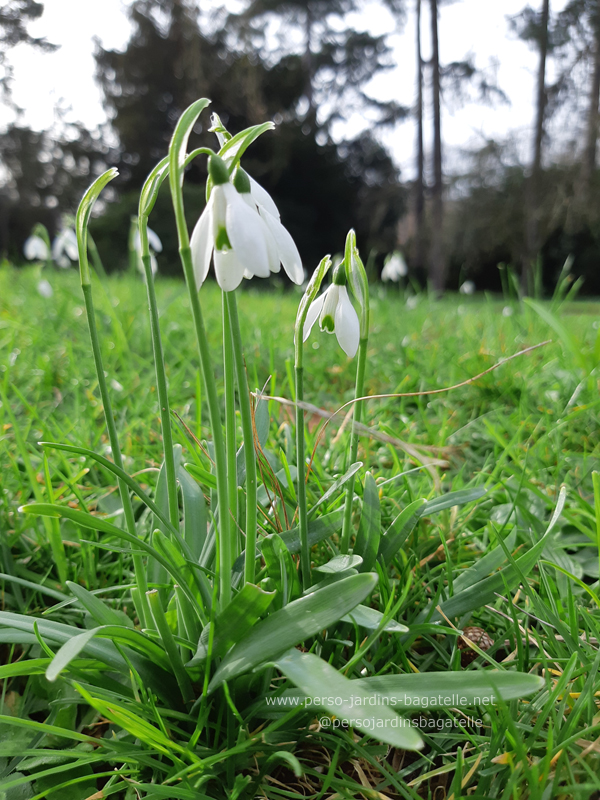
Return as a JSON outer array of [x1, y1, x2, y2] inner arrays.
[[214, 248, 246, 292], [56, 254, 71, 269], [303, 293, 325, 342], [262, 211, 303, 284], [226, 190, 270, 278], [147, 227, 163, 253], [150, 253, 158, 276], [24, 235, 49, 260], [190, 203, 214, 288], [249, 176, 280, 219], [334, 287, 360, 358], [319, 285, 339, 332]]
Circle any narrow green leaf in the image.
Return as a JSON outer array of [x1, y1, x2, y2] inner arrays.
[[179, 462, 208, 562], [378, 498, 426, 564], [452, 527, 517, 594], [188, 583, 276, 666], [308, 462, 363, 518], [421, 486, 487, 516], [46, 624, 171, 681], [315, 555, 363, 574], [66, 581, 134, 629], [354, 472, 381, 572], [341, 605, 408, 633], [273, 649, 423, 750], [209, 572, 378, 691]]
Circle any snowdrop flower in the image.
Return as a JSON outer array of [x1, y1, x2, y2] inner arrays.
[[134, 225, 162, 276], [381, 251, 407, 282], [37, 279, 53, 298], [303, 264, 360, 357], [242, 172, 303, 284], [24, 235, 49, 261], [52, 228, 78, 268], [459, 280, 475, 295], [191, 155, 271, 291]]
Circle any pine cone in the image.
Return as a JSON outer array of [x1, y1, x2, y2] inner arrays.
[[458, 626, 494, 666]]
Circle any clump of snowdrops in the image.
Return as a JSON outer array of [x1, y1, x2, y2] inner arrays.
[[5, 99, 550, 798]]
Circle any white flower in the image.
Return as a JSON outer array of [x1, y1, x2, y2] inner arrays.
[[245, 176, 303, 285], [459, 280, 475, 295], [382, 251, 407, 282], [303, 283, 360, 358], [24, 235, 49, 261], [52, 228, 78, 268], [190, 157, 271, 292], [134, 226, 162, 276], [37, 279, 53, 298]]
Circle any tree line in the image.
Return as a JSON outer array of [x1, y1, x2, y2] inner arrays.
[[2, 0, 600, 294]]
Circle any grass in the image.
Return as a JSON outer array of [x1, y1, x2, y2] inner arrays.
[[1, 264, 600, 798]]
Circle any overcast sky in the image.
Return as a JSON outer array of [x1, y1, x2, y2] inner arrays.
[[6, 0, 572, 178]]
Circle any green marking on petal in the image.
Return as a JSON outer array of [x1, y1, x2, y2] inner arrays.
[[320, 314, 335, 333], [215, 226, 232, 251]]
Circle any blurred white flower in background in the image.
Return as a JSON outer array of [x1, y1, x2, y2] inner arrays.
[[52, 228, 78, 268], [382, 251, 408, 282], [37, 279, 53, 298], [133, 226, 162, 276], [24, 235, 50, 261], [459, 280, 475, 295]]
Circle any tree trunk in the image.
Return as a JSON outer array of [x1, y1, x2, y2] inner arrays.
[[524, 0, 550, 293], [303, 2, 315, 124], [415, 0, 426, 280], [580, 1, 600, 202], [429, 0, 445, 294]]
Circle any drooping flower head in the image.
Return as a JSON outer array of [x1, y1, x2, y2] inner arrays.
[[236, 170, 304, 285], [191, 155, 272, 291], [52, 227, 78, 268], [24, 235, 50, 261], [303, 261, 360, 358], [382, 251, 408, 282]]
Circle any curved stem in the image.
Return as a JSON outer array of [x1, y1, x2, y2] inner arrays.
[[340, 336, 368, 554], [226, 292, 258, 585]]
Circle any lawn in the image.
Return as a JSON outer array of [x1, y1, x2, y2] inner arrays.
[[1, 264, 600, 799]]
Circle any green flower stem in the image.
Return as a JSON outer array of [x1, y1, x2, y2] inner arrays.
[[340, 336, 368, 554], [140, 230, 179, 531], [226, 292, 257, 585], [87, 233, 107, 279], [177, 243, 231, 608], [81, 281, 152, 628], [294, 338, 310, 590], [222, 291, 239, 558], [147, 589, 195, 708]]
